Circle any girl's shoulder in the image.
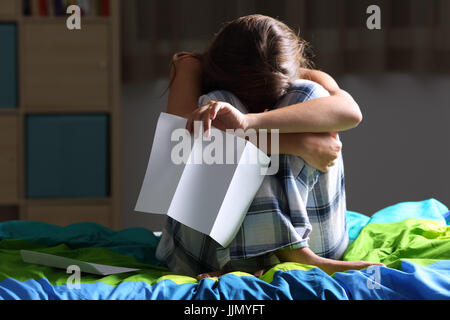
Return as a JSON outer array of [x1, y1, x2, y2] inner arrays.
[[172, 51, 203, 72], [173, 51, 201, 59], [173, 51, 202, 63]]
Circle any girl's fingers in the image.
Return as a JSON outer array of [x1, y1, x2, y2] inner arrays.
[[210, 103, 222, 121], [186, 106, 207, 136], [204, 103, 223, 137], [320, 167, 329, 173], [186, 116, 193, 133], [186, 101, 228, 138], [186, 114, 202, 138], [202, 111, 212, 138]]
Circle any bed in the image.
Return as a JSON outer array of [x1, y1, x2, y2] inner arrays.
[[0, 199, 448, 300]]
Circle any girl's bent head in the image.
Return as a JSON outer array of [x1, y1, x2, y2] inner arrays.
[[201, 14, 311, 113]]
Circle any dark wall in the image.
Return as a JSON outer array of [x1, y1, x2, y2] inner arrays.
[[121, 73, 450, 230], [120, 0, 450, 230], [337, 74, 450, 215]]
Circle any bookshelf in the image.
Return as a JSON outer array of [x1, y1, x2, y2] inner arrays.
[[0, 0, 121, 230]]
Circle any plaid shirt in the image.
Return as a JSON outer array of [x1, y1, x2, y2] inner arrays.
[[156, 80, 349, 276]]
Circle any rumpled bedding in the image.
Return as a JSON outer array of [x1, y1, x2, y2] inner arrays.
[[0, 199, 448, 300]]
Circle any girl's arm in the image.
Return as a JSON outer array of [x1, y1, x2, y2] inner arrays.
[[168, 56, 361, 133], [245, 68, 363, 133], [166, 54, 203, 117], [166, 55, 342, 172], [263, 131, 342, 173]]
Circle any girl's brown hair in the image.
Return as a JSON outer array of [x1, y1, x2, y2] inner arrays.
[[171, 14, 312, 113]]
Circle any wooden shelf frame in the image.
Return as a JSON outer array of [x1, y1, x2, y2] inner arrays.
[[0, 0, 121, 230]]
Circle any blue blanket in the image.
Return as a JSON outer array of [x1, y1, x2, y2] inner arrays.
[[0, 199, 448, 300]]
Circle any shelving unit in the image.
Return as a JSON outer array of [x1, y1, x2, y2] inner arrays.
[[0, 0, 121, 230]]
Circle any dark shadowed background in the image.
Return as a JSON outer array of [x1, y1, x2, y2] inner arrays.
[[120, 0, 449, 231]]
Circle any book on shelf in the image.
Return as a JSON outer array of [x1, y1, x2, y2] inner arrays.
[[53, 0, 64, 16], [39, 0, 48, 16], [77, 0, 90, 16], [23, 0, 31, 16], [23, 0, 111, 17], [101, 0, 109, 17], [46, 0, 54, 16]]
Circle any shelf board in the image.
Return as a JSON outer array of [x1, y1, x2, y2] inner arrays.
[[0, 200, 19, 206], [21, 16, 111, 24], [0, 108, 19, 115], [0, 16, 19, 22], [0, 0, 121, 228], [25, 197, 112, 206], [22, 107, 111, 114], [1, 17, 111, 24]]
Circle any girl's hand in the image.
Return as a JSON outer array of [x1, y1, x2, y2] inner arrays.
[[297, 132, 342, 173], [186, 100, 248, 137]]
